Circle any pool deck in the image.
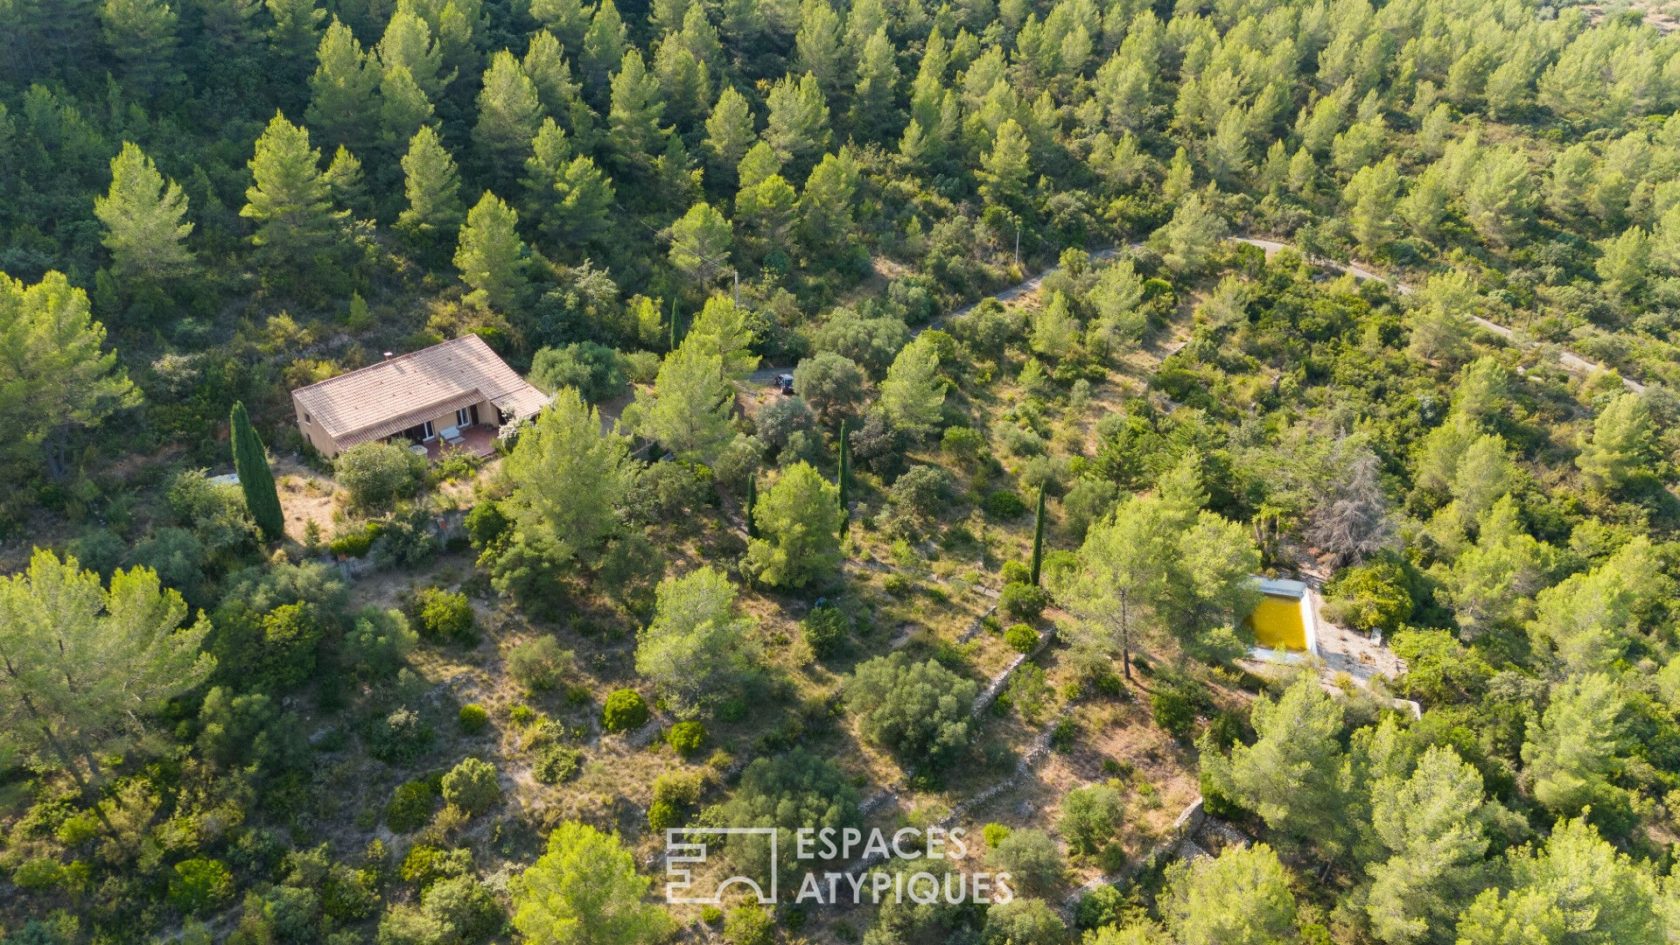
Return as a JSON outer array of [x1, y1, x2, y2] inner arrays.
[[1245, 569, 1405, 684]]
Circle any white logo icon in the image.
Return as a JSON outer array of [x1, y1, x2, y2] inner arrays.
[[664, 827, 778, 904]]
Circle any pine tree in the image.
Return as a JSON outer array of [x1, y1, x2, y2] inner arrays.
[[306, 18, 379, 153], [94, 142, 196, 285], [849, 27, 900, 142], [668, 202, 732, 287], [396, 126, 464, 256], [1030, 481, 1046, 585], [0, 272, 140, 484], [240, 112, 345, 287], [323, 145, 369, 218], [608, 48, 668, 176], [581, 0, 627, 95], [703, 86, 755, 187], [794, 0, 845, 94], [879, 334, 946, 439], [524, 30, 597, 148], [100, 0, 179, 93], [377, 8, 450, 100], [977, 118, 1032, 214], [230, 400, 284, 541], [530, 0, 589, 49], [378, 62, 436, 153], [474, 50, 544, 187], [454, 191, 529, 313], [765, 72, 831, 173]]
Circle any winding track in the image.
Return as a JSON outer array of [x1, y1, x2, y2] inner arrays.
[[1233, 237, 1646, 393]]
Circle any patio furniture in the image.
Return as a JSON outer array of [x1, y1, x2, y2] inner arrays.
[[440, 425, 465, 446], [409, 443, 429, 457]]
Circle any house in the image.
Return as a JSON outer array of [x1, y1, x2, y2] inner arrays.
[[291, 335, 550, 459]]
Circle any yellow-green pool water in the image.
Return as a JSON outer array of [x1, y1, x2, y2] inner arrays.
[[1249, 595, 1307, 651]]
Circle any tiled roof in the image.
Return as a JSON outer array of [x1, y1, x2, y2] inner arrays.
[[292, 335, 550, 447]]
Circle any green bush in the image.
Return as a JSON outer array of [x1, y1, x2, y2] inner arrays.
[[602, 689, 650, 732], [457, 703, 489, 734], [416, 588, 475, 643], [1059, 784, 1123, 855], [1150, 684, 1201, 741], [999, 581, 1050, 620], [335, 440, 426, 512], [369, 707, 433, 764], [169, 858, 234, 915], [983, 490, 1028, 519], [725, 905, 775, 945], [532, 744, 580, 784], [1075, 883, 1125, 930], [802, 605, 849, 659], [667, 720, 707, 755], [440, 757, 501, 816], [387, 779, 437, 832], [507, 636, 573, 693], [328, 521, 382, 557], [982, 822, 1012, 848], [1324, 556, 1414, 634], [999, 560, 1032, 584], [1003, 623, 1040, 653]]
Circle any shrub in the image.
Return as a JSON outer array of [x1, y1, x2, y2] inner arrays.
[[1150, 684, 1201, 741], [725, 905, 775, 945], [999, 582, 1050, 620], [983, 490, 1028, 519], [457, 703, 489, 734], [256, 601, 326, 690], [602, 689, 650, 732], [1050, 716, 1079, 752], [532, 744, 580, 784], [507, 636, 573, 693], [415, 588, 475, 643], [651, 772, 704, 830], [420, 875, 505, 943], [1324, 557, 1414, 634], [845, 654, 978, 767], [329, 521, 382, 557], [387, 779, 437, 832], [369, 707, 433, 764], [464, 501, 510, 551], [440, 758, 501, 816], [982, 822, 1012, 848], [1059, 784, 1123, 855], [667, 721, 707, 755], [989, 828, 1064, 894], [1000, 560, 1032, 584], [1003, 623, 1040, 653], [398, 843, 470, 888], [941, 426, 985, 465], [981, 899, 1067, 945], [1075, 884, 1125, 931], [336, 441, 426, 512], [169, 858, 234, 915], [343, 607, 417, 680], [530, 341, 628, 403], [802, 605, 849, 659]]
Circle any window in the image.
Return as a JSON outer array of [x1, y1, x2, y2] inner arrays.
[[456, 407, 471, 428]]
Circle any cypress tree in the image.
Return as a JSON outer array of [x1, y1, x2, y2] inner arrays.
[[1030, 481, 1046, 585], [745, 475, 758, 538], [231, 401, 285, 541], [837, 417, 850, 533]]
